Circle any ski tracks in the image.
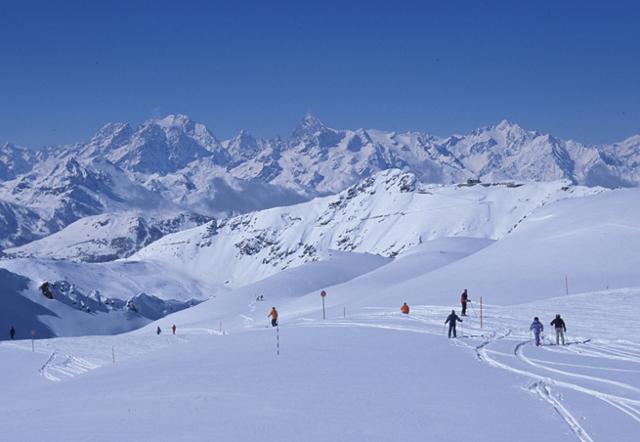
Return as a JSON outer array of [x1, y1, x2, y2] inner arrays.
[[472, 331, 640, 441], [529, 380, 595, 442], [39, 352, 99, 382], [469, 332, 596, 441]]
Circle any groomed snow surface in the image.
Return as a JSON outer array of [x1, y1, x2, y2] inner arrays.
[[1, 182, 639, 441]]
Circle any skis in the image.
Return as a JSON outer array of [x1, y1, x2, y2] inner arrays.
[[546, 338, 591, 346]]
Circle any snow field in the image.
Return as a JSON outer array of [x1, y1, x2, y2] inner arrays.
[[2, 287, 639, 441]]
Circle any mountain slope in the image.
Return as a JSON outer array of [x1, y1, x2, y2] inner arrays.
[[4, 211, 209, 262], [131, 170, 602, 290]]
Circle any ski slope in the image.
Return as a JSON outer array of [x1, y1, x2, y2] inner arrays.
[[1, 285, 639, 442]]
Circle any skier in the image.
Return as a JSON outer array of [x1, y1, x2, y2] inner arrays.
[[550, 314, 566, 345], [460, 289, 469, 316], [9, 326, 16, 340], [445, 310, 462, 338], [400, 302, 410, 314], [268, 307, 278, 327], [156, 326, 162, 335], [529, 317, 544, 346], [171, 324, 176, 335]]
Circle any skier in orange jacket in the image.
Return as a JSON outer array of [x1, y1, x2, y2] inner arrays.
[[400, 302, 410, 314], [268, 307, 278, 327]]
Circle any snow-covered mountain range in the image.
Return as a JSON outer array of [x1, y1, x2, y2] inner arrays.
[[0, 114, 638, 252]]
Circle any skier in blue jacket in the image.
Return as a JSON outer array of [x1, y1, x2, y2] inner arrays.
[[529, 317, 544, 346]]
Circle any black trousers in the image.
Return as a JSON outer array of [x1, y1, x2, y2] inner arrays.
[[271, 318, 278, 327], [461, 302, 467, 316], [448, 325, 457, 338]]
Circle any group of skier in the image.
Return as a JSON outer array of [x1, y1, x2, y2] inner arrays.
[[530, 314, 567, 346], [399, 289, 570, 345]]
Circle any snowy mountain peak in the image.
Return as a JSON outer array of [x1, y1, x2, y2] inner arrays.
[[153, 114, 195, 129], [93, 122, 132, 138], [481, 119, 531, 140], [233, 129, 256, 143], [292, 114, 327, 138], [89, 122, 133, 149], [494, 119, 520, 131], [223, 130, 261, 163]]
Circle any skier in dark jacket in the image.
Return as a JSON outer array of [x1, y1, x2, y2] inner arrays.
[[9, 326, 16, 340], [550, 314, 566, 345], [445, 310, 462, 338], [460, 289, 469, 316], [156, 326, 162, 335], [529, 317, 544, 346]]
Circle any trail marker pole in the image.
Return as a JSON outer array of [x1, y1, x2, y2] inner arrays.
[[219, 321, 223, 335], [31, 330, 35, 352], [112, 346, 115, 364], [480, 296, 483, 329], [565, 275, 569, 295], [343, 306, 346, 319], [321, 290, 327, 320], [276, 326, 280, 356]]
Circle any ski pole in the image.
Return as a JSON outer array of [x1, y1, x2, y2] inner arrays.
[[468, 301, 477, 318]]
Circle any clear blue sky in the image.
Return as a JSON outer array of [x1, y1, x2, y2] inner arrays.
[[0, 0, 638, 147]]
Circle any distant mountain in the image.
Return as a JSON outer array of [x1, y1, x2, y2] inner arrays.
[[131, 169, 602, 290], [4, 211, 209, 262], [0, 114, 637, 252]]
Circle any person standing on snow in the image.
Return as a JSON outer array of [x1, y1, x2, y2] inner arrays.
[[268, 307, 279, 327], [445, 310, 462, 338], [9, 326, 16, 340], [529, 317, 544, 346], [401, 302, 410, 314], [550, 314, 566, 345], [156, 326, 162, 335], [172, 324, 177, 335], [460, 289, 469, 316]]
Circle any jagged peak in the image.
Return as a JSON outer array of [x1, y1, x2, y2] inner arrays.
[[300, 113, 324, 127], [494, 119, 519, 130], [465, 119, 535, 143], [92, 122, 132, 140], [233, 129, 256, 141], [153, 114, 194, 129], [292, 113, 326, 136]]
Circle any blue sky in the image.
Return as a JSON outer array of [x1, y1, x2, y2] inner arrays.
[[0, 0, 638, 146]]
